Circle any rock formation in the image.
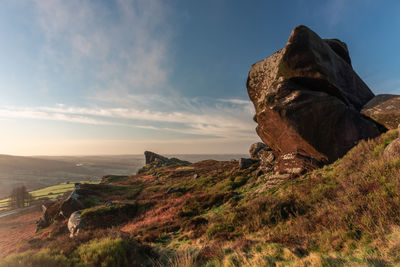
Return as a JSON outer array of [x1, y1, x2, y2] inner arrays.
[[60, 185, 84, 218], [138, 151, 191, 174], [238, 158, 258, 170], [144, 151, 169, 165], [244, 142, 275, 175], [362, 94, 400, 130], [247, 25, 384, 174], [249, 142, 268, 159], [36, 204, 52, 232]]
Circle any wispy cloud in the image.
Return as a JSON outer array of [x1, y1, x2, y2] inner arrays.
[[0, 107, 116, 126], [0, 96, 257, 140]]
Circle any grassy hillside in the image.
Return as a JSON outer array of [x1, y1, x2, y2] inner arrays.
[[0, 154, 245, 199], [0, 181, 99, 211], [1, 130, 400, 266]]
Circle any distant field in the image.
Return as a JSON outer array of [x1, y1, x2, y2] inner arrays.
[[0, 181, 99, 211]]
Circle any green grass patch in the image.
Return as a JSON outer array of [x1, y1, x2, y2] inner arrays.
[[0, 249, 69, 267], [0, 181, 99, 211]]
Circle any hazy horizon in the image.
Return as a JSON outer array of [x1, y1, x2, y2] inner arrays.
[[0, 0, 399, 155], [0, 153, 249, 157]]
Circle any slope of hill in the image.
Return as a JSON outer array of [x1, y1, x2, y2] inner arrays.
[[0, 154, 245, 199], [1, 130, 399, 266]]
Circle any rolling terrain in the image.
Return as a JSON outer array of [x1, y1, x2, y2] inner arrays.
[[1, 130, 399, 266], [0, 154, 246, 199]]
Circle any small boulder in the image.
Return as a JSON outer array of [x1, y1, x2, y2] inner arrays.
[[68, 211, 82, 238], [384, 138, 400, 159], [238, 158, 258, 170], [361, 94, 400, 130]]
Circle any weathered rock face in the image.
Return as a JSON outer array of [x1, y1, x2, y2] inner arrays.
[[36, 204, 52, 232], [144, 151, 169, 165], [139, 151, 191, 174], [362, 94, 400, 130], [258, 150, 275, 172], [68, 211, 82, 238], [249, 142, 268, 159], [247, 142, 276, 175], [247, 25, 383, 173], [60, 188, 84, 218], [238, 158, 258, 170]]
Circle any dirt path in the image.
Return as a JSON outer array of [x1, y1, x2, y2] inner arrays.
[[0, 205, 37, 219], [0, 209, 41, 257]]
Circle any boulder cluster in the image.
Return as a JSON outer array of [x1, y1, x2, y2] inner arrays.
[[245, 25, 400, 176], [36, 183, 84, 234]]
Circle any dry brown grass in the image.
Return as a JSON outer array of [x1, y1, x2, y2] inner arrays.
[[0, 209, 41, 257], [121, 194, 193, 234]]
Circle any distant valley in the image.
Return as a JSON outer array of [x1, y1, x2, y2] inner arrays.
[[0, 154, 246, 198]]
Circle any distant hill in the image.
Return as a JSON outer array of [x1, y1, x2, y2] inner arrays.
[[0, 154, 246, 198]]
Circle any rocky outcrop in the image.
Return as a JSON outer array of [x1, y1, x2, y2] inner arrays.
[[145, 151, 169, 165], [246, 142, 276, 175], [249, 142, 268, 159], [362, 94, 400, 130], [36, 204, 52, 232], [60, 187, 84, 218], [238, 158, 258, 170], [138, 151, 191, 174], [257, 149, 275, 172], [247, 25, 383, 174]]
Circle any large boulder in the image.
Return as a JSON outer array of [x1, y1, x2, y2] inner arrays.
[[247, 25, 383, 174], [361, 94, 400, 130]]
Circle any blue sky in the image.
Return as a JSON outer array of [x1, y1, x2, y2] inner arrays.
[[0, 0, 399, 155]]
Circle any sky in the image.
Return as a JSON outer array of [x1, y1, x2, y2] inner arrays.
[[0, 0, 399, 156]]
